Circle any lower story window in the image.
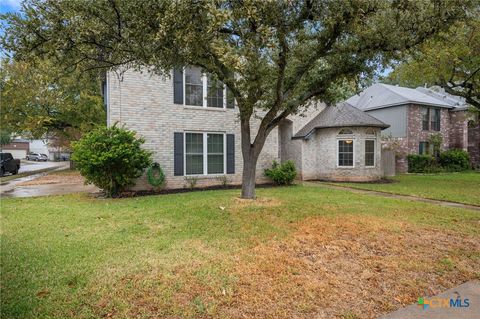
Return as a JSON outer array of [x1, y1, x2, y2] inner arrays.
[[338, 139, 354, 167], [419, 141, 429, 155], [185, 132, 225, 175], [365, 140, 375, 166]]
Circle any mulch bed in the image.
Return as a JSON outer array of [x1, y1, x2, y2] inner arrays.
[[101, 183, 280, 198]]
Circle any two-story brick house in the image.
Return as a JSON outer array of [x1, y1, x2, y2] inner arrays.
[[105, 68, 389, 189], [346, 84, 480, 172]]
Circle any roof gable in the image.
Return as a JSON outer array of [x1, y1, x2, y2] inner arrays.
[[293, 103, 389, 139], [346, 83, 454, 110]]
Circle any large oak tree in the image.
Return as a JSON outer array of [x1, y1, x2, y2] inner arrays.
[[0, 58, 106, 142], [388, 16, 480, 111], [1, 0, 472, 198]]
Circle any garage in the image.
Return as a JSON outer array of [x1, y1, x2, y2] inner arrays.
[[1, 140, 29, 159]]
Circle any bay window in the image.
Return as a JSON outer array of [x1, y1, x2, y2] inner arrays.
[[338, 139, 354, 167], [365, 140, 375, 167], [185, 132, 225, 175]]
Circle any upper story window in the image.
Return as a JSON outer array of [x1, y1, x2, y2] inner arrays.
[[430, 108, 440, 131], [422, 107, 429, 130], [421, 107, 440, 131], [184, 66, 204, 106], [183, 66, 234, 109], [365, 128, 376, 136]]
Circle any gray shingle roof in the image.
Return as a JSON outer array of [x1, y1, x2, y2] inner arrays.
[[293, 103, 389, 139], [345, 83, 468, 110]]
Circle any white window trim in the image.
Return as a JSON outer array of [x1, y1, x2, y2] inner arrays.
[[337, 138, 355, 168], [184, 131, 226, 176], [183, 67, 227, 109], [365, 139, 376, 167]]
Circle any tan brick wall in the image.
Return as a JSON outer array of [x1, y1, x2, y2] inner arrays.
[[107, 70, 279, 190]]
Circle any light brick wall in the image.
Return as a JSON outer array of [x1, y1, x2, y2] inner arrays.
[[300, 127, 383, 181], [107, 70, 279, 189]]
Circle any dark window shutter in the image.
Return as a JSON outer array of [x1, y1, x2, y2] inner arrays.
[[226, 87, 235, 109], [173, 68, 183, 104], [174, 132, 184, 176], [226, 134, 235, 174]]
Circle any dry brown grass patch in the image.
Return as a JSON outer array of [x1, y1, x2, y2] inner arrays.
[[82, 216, 478, 319], [232, 197, 282, 208], [18, 170, 83, 186], [220, 216, 479, 319]]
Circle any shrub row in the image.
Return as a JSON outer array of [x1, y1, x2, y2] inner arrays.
[[407, 149, 470, 173]]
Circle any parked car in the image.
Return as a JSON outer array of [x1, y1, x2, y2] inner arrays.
[[0, 153, 20, 176], [60, 153, 71, 161], [26, 152, 47, 161], [40, 154, 49, 161]]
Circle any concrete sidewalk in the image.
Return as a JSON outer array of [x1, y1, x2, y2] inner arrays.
[[18, 160, 69, 174], [380, 280, 480, 319], [307, 182, 480, 212]]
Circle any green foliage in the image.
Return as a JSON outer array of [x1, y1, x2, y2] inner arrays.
[[146, 163, 166, 188], [71, 125, 152, 197], [407, 154, 440, 173], [428, 134, 442, 150], [216, 175, 231, 187], [439, 149, 470, 172], [0, 58, 105, 139], [0, 129, 12, 146], [264, 160, 297, 185], [408, 149, 470, 173], [388, 17, 480, 110], [184, 176, 198, 189]]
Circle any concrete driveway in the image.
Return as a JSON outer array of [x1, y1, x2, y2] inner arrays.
[[1, 161, 98, 198], [18, 160, 69, 173]]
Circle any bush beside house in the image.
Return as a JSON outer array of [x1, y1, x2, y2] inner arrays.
[[264, 160, 297, 185], [72, 125, 152, 197], [407, 149, 470, 173], [439, 149, 470, 172]]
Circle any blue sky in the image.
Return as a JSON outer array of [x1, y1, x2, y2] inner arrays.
[[1, 0, 21, 14]]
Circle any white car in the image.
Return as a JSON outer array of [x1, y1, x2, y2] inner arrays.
[[26, 152, 48, 161]]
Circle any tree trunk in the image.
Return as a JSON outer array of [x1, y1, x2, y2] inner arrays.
[[240, 117, 267, 199], [241, 151, 259, 199]]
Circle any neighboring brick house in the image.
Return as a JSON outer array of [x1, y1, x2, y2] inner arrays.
[[346, 84, 480, 172], [105, 68, 388, 189]]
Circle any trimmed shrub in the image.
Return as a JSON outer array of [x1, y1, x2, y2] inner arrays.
[[439, 149, 470, 172], [407, 154, 440, 173], [72, 125, 152, 197], [264, 160, 297, 185]]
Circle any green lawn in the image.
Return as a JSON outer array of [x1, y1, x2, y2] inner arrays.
[[336, 171, 480, 206], [1, 185, 479, 318]]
